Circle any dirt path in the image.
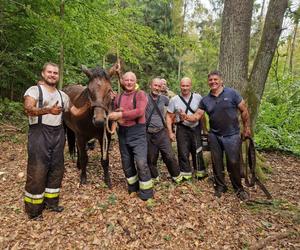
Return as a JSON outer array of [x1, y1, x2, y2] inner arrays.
[[0, 133, 299, 249]]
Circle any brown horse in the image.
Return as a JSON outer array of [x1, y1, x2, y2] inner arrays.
[[63, 64, 117, 187]]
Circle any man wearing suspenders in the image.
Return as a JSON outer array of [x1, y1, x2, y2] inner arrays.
[[108, 72, 154, 201], [180, 71, 251, 201], [23, 62, 88, 220], [166, 77, 207, 181], [145, 78, 182, 184]]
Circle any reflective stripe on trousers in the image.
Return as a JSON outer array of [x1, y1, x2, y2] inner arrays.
[[139, 179, 153, 190], [24, 124, 65, 217], [127, 174, 138, 185], [44, 187, 60, 198], [181, 171, 192, 180], [24, 191, 44, 204]]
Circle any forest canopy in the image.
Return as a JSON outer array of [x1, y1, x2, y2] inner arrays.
[[0, 0, 299, 155]]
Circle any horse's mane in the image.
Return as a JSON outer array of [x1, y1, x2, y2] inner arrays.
[[89, 67, 110, 81]]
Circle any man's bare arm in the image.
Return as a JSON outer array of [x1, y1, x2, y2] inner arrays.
[[166, 112, 176, 141], [69, 102, 90, 117], [238, 100, 251, 137], [180, 108, 204, 122], [24, 96, 62, 116]]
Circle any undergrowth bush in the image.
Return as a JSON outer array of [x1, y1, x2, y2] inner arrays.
[[0, 98, 27, 130], [255, 77, 300, 156]]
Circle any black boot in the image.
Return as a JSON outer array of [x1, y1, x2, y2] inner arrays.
[[28, 213, 43, 221], [46, 205, 64, 212]]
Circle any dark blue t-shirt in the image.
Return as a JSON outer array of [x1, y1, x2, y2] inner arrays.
[[199, 87, 242, 136]]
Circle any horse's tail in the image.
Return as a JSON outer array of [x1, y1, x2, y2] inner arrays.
[[64, 123, 76, 158]]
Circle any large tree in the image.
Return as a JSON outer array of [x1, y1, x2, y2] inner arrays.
[[219, 0, 289, 128]]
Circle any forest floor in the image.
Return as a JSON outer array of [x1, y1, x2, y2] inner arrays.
[[0, 131, 299, 250]]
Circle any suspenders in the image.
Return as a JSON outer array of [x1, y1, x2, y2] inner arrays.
[[178, 93, 195, 114], [117, 91, 139, 124], [117, 91, 138, 109], [37, 85, 43, 124], [36, 85, 64, 125], [146, 94, 166, 130]]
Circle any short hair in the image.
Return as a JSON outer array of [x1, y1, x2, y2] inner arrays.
[[208, 70, 222, 78], [42, 62, 59, 72], [151, 77, 161, 85], [122, 71, 136, 81], [160, 78, 167, 84], [180, 77, 192, 85]]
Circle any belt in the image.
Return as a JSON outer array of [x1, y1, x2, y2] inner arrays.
[[147, 127, 164, 134], [177, 123, 197, 130]]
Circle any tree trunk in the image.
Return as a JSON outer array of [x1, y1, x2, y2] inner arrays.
[[283, 35, 291, 75], [219, 0, 253, 95], [177, 0, 188, 81], [258, 0, 266, 32], [289, 21, 299, 75], [10, 82, 14, 100], [219, 0, 288, 130], [247, 0, 288, 127], [58, 0, 65, 90]]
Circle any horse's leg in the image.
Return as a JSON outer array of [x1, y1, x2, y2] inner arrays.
[[76, 144, 81, 169], [99, 137, 111, 189], [76, 137, 88, 184]]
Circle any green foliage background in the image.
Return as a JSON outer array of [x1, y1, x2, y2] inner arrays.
[[255, 76, 300, 156], [0, 0, 299, 156]]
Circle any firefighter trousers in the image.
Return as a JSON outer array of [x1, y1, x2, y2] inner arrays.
[[176, 123, 206, 179], [24, 124, 65, 217], [147, 128, 180, 179], [118, 124, 153, 200]]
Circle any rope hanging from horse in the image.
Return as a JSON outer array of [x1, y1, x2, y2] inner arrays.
[[240, 137, 272, 200], [105, 54, 121, 134], [102, 124, 108, 161], [106, 118, 117, 134]]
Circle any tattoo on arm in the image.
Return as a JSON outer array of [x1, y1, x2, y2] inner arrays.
[[187, 109, 204, 122], [166, 112, 175, 132], [239, 101, 250, 129], [24, 96, 50, 116]]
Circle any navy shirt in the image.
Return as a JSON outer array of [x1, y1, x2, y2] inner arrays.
[[199, 87, 242, 136]]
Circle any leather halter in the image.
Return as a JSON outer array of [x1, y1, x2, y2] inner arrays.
[[87, 87, 112, 113]]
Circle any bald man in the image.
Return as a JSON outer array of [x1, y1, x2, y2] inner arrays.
[[166, 77, 207, 181], [180, 71, 250, 200], [108, 72, 153, 201]]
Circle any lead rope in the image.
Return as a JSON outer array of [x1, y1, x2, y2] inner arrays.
[[241, 137, 273, 201], [106, 55, 121, 134], [106, 118, 117, 134], [103, 124, 108, 160]]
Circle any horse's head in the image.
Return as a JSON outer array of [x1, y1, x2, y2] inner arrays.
[[82, 65, 112, 127]]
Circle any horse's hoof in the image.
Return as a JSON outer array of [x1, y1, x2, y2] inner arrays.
[[104, 179, 112, 189], [80, 177, 87, 185]]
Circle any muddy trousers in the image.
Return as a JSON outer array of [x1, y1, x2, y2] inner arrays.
[[24, 124, 65, 217], [147, 129, 180, 179], [176, 123, 205, 178], [118, 124, 153, 200], [208, 132, 244, 192]]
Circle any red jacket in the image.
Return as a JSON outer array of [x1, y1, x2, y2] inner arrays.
[[114, 90, 148, 127]]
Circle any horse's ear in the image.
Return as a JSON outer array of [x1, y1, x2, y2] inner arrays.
[[81, 65, 92, 78]]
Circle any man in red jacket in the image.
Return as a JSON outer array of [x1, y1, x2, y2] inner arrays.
[[108, 72, 153, 201]]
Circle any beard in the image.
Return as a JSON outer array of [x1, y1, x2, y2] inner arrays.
[[43, 78, 58, 87], [151, 90, 159, 96]]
